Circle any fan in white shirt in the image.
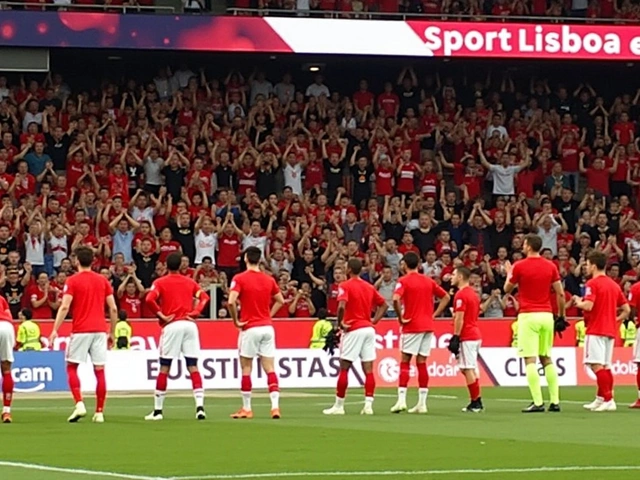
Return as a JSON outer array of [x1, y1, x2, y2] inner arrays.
[[194, 216, 217, 266], [242, 221, 268, 258]]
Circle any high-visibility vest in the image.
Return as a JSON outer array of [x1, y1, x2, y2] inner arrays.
[[17, 320, 41, 351], [575, 320, 586, 348], [511, 321, 518, 348], [620, 322, 637, 348], [114, 321, 133, 350], [309, 319, 333, 349]]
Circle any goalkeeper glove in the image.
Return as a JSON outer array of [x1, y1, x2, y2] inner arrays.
[[447, 335, 461, 356], [554, 315, 569, 338], [323, 327, 341, 356]]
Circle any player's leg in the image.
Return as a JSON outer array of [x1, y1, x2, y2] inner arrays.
[[360, 328, 377, 415], [182, 322, 205, 420], [459, 341, 482, 412], [538, 314, 560, 411], [583, 334, 610, 411], [391, 351, 412, 413], [412, 332, 433, 413], [88, 333, 108, 423], [232, 327, 258, 419], [518, 314, 545, 412], [592, 337, 616, 412], [146, 324, 180, 420], [324, 329, 358, 415], [65, 334, 90, 422], [0, 323, 15, 423], [258, 326, 280, 419], [631, 331, 640, 408]]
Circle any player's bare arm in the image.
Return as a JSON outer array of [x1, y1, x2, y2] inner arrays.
[[372, 303, 387, 325], [146, 288, 175, 325], [50, 293, 73, 343], [227, 290, 247, 329], [573, 296, 593, 312], [271, 291, 285, 318], [392, 293, 409, 325], [336, 300, 347, 330], [552, 281, 566, 317], [453, 311, 464, 336], [106, 294, 119, 344], [433, 291, 452, 318], [617, 303, 631, 323], [503, 261, 515, 294], [186, 288, 210, 319]]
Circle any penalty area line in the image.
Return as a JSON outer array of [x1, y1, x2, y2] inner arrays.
[[0, 461, 162, 480], [171, 465, 640, 479]]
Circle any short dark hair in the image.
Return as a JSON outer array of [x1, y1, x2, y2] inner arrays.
[[347, 258, 363, 276], [118, 309, 127, 321], [244, 246, 262, 266], [587, 249, 607, 271], [74, 246, 94, 267], [524, 233, 543, 253], [166, 252, 182, 271], [20, 308, 32, 320], [403, 252, 420, 270], [455, 266, 471, 280]]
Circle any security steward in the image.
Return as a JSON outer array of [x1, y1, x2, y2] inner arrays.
[[309, 308, 334, 349], [16, 308, 41, 351], [114, 309, 133, 350]]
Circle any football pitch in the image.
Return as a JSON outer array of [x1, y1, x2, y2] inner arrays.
[[1, 387, 639, 480]]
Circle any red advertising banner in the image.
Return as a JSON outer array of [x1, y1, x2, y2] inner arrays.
[[575, 348, 639, 387], [35, 318, 581, 351]]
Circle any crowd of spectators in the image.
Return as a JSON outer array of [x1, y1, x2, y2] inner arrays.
[[0, 64, 639, 322]]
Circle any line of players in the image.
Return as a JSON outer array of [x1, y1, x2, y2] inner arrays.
[[0, 234, 639, 423]]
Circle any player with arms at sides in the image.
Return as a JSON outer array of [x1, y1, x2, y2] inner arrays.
[[504, 233, 567, 413], [144, 252, 210, 421], [228, 246, 285, 419], [323, 258, 387, 416], [49, 246, 119, 423], [0, 295, 15, 423], [573, 250, 630, 412], [628, 279, 640, 409], [390, 252, 450, 414], [448, 266, 483, 412]]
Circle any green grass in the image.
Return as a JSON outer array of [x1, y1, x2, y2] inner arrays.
[[1, 387, 640, 480]]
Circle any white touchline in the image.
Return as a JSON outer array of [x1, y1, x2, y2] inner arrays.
[[171, 466, 640, 480], [0, 461, 162, 480]]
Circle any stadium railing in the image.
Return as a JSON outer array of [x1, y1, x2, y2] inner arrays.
[[226, 8, 638, 24], [0, 2, 176, 12]]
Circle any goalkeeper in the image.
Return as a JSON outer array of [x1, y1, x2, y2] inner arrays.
[[504, 233, 568, 413]]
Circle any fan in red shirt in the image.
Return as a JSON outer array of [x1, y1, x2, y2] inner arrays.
[[228, 247, 286, 420], [391, 252, 450, 414], [323, 258, 387, 416], [627, 281, 640, 408], [449, 266, 483, 412], [0, 295, 14, 423], [49, 246, 119, 424], [574, 250, 630, 412], [144, 252, 210, 421], [580, 153, 617, 197]]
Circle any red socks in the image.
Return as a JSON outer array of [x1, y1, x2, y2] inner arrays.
[[156, 371, 168, 393], [364, 372, 375, 398], [336, 368, 349, 399], [399, 361, 410, 388], [241, 375, 252, 393], [190, 371, 203, 391], [636, 368, 640, 390], [595, 369, 613, 402], [94, 368, 106, 413], [2, 372, 13, 408], [66, 363, 83, 403], [267, 372, 279, 393], [417, 362, 429, 389], [467, 379, 481, 401]]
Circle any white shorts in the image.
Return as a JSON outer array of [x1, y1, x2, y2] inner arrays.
[[633, 330, 640, 363], [584, 334, 614, 367], [238, 326, 276, 359], [66, 332, 107, 365], [159, 321, 200, 360], [400, 332, 433, 357], [0, 321, 15, 363], [457, 340, 481, 370], [340, 327, 376, 363]]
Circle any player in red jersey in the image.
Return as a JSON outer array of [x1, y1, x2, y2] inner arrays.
[[448, 266, 483, 413], [628, 281, 640, 408], [390, 252, 450, 414], [0, 295, 15, 423], [504, 233, 566, 413], [573, 250, 630, 412], [323, 258, 387, 416], [228, 246, 285, 419], [49, 247, 119, 423], [144, 252, 210, 421]]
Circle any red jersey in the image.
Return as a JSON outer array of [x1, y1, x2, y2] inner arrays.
[[230, 270, 280, 330], [120, 293, 142, 319], [27, 285, 52, 320], [217, 233, 241, 268], [63, 270, 114, 333], [585, 168, 610, 196], [326, 283, 340, 316], [628, 282, 640, 327], [508, 256, 560, 313], [375, 166, 394, 197], [394, 271, 447, 333], [453, 285, 482, 341], [146, 273, 206, 325], [583, 275, 627, 338], [0, 296, 11, 321], [396, 162, 418, 194], [336, 276, 386, 331]]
